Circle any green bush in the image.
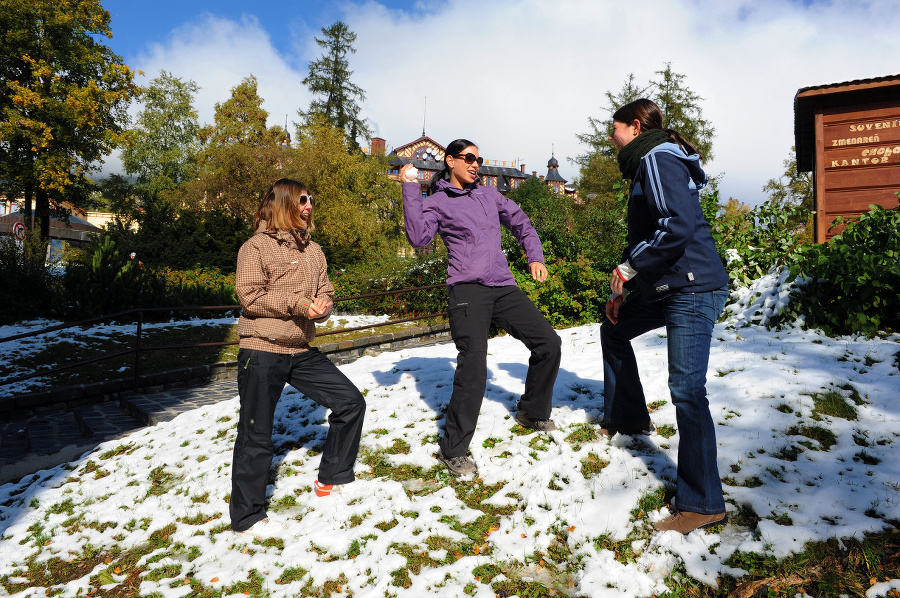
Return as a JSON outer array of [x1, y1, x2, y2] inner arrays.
[[772, 195, 900, 336], [158, 267, 237, 309], [514, 252, 609, 328], [710, 195, 811, 287], [331, 251, 448, 317]]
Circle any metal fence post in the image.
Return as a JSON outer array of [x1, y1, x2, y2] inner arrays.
[[134, 310, 143, 392]]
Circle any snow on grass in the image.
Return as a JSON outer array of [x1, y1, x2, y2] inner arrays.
[[1, 282, 899, 596]]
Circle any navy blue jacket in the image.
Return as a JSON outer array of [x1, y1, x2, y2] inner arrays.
[[623, 142, 727, 299]]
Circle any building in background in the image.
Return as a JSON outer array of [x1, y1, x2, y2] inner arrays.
[[373, 136, 575, 200]]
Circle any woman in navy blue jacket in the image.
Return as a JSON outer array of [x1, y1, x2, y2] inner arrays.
[[602, 99, 729, 535]]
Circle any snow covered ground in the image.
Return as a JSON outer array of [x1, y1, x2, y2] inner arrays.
[[1, 282, 899, 597]]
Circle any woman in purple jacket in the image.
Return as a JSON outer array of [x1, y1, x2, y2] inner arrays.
[[401, 138, 561, 477]]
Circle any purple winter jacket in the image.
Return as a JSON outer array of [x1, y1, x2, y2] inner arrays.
[[402, 179, 545, 287]]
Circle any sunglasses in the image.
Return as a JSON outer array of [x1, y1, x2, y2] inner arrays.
[[297, 194, 313, 206], [455, 153, 484, 166]]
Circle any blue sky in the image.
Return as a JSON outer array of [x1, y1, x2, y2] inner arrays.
[[103, 0, 420, 65], [96, 0, 900, 205]]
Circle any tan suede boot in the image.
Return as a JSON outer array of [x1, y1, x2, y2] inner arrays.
[[654, 510, 727, 534]]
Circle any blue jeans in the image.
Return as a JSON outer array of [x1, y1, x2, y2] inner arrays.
[[600, 286, 728, 514]]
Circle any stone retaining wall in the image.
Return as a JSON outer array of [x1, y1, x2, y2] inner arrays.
[[0, 323, 450, 422]]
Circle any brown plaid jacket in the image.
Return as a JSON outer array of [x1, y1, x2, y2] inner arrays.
[[235, 231, 334, 353]]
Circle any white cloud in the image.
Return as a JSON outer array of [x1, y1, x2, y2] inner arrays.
[[112, 0, 900, 205]]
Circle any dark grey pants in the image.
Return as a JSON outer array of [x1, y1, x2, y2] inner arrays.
[[230, 347, 365, 532], [440, 283, 561, 458]]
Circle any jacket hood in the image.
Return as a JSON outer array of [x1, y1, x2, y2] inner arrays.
[[646, 142, 708, 189]]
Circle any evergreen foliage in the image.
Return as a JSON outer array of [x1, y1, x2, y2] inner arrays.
[[60, 237, 165, 319], [299, 21, 371, 152]]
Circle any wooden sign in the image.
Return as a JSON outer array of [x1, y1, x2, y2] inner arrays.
[[795, 75, 900, 242]]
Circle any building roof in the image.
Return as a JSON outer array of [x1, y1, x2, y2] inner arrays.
[[0, 210, 101, 232], [393, 135, 446, 157], [794, 73, 900, 172], [544, 168, 566, 183]]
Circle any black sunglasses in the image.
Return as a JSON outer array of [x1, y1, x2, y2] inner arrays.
[[297, 194, 313, 206], [455, 153, 484, 166]]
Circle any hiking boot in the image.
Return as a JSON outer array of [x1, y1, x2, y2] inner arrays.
[[437, 453, 477, 477], [314, 480, 343, 497], [654, 510, 727, 534], [235, 516, 288, 539], [515, 411, 557, 432], [598, 421, 654, 436]]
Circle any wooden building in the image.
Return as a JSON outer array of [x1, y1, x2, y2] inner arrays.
[[794, 74, 900, 242]]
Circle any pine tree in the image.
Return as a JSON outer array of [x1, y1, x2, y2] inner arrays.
[[299, 21, 370, 152]]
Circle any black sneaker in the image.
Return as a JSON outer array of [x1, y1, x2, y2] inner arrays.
[[437, 453, 477, 476], [515, 411, 557, 432]]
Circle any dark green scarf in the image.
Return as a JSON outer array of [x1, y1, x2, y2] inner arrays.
[[616, 129, 670, 180]]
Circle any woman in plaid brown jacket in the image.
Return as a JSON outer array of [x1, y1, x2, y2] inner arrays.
[[229, 178, 365, 539]]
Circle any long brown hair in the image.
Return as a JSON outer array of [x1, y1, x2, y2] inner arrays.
[[612, 98, 701, 158], [254, 178, 314, 234]]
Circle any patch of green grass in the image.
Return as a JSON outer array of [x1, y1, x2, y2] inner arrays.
[[714, 531, 900, 597], [98, 443, 136, 460], [773, 444, 803, 462], [788, 424, 837, 451], [385, 438, 411, 454], [144, 563, 182, 582], [177, 512, 219, 525], [631, 487, 667, 521], [47, 498, 76, 516], [722, 475, 764, 488], [648, 400, 667, 412], [276, 566, 308, 584], [376, 518, 399, 532], [854, 450, 881, 465], [656, 424, 676, 439], [482, 436, 502, 449], [527, 435, 551, 452], [808, 388, 858, 421], [270, 495, 298, 510], [564, 423, 598, 450], [580, 453, 609, 478], [146, 465, 178, 498]]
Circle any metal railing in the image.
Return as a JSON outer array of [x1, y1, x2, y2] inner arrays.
[[0, 284, 448, 394]]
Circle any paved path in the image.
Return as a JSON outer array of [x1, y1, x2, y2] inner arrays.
[[0, 378, 239, 485]]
